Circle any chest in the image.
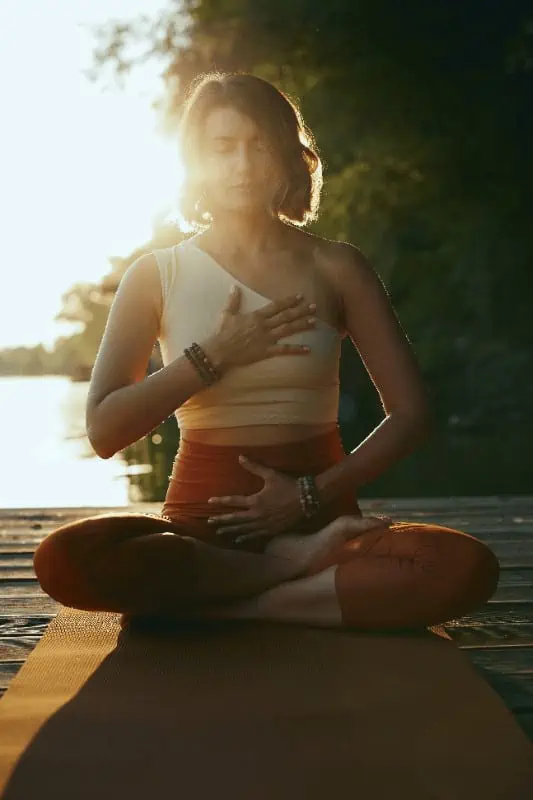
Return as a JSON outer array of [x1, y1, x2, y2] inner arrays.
[[215, 250, 345, 336]]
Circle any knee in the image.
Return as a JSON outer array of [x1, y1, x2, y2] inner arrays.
[[33, 524, 90, 607], [448, 535, 500, 609], [466, 538, 500, 602]]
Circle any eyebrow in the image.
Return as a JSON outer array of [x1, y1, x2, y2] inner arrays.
[[209, 133, 264, 142]]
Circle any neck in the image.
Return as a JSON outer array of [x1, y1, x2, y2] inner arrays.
[[204, 210, 289, 258]]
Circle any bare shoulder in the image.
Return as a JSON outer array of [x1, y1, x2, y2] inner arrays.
[[298, 233, 383, 329], [315, 236, 376, 281], [122, 251, 163, 321], [296, 230, 372, 278]]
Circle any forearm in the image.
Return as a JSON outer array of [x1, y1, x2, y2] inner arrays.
[[315, 410, 433, 504], [88, 336, 227, 459]]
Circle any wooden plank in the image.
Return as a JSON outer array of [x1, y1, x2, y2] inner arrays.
[[0, 615, 56, 637], [467, 646, 533, 673], [0, 660, 27, 689], [1, 499, 532, 749], [0, 596, 59, 614], [470, 670, 533, 713], [0, 636, 41, 660], [448, 622, 533, 648]]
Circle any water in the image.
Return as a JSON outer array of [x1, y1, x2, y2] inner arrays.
[[1, 376, 528, 507], [0, 375, 131, 509]]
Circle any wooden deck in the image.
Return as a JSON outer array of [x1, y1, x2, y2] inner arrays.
[[1, 497, 532, 743]]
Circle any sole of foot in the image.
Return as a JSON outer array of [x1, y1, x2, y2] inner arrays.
[[265, 514, 392, 576]]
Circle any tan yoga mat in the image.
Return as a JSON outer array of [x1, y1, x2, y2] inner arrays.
[[1, 606, 532, 800]]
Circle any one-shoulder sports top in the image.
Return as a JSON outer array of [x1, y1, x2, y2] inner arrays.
[[154, 240, 343, 429]]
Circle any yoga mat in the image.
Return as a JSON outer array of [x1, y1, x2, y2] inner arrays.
[[1, 606, 532, 799]]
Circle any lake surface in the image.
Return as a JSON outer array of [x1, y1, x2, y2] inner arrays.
[[1, 376, 528, 506], [0, 376, 131, 509]]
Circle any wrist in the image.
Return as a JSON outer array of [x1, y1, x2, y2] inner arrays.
[[297, 474, 321, 518], [199, 336, 231, 376], [314, 467, 343, 506]]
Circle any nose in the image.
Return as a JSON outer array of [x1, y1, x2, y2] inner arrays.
[[233, 143, 253, 176]]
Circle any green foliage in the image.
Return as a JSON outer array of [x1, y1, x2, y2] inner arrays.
[[11, 1, 528, 496]]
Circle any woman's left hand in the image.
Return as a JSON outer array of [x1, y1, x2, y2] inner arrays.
[[207, 455, 306, 544]]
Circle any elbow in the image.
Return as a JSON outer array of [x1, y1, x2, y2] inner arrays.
[[86, 400, 117, 460], [390, 404, 435, 439], [86, 426, 115, 460]]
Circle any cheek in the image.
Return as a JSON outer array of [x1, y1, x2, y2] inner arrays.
[[202, 158, 231, 196], [258, 154, 282, 183]]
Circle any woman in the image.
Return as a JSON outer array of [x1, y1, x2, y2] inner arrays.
[[33, 72, 499, 630]]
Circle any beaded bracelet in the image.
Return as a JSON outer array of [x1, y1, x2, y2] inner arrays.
[[190, 342, 220, 382], [297, 474, 321, 518], [183, 347, 211, 385], [183, 343, 220, 386]]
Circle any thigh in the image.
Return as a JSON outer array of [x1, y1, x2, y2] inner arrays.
[[309, 520, 496, 576], [33, 512, 195, 609], [34, 511, 187, 567]]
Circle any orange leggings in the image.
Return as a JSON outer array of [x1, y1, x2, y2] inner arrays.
[[33, 428, 500, 629]]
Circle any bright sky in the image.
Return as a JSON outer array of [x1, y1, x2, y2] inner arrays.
[[0, 0, 184, 349]]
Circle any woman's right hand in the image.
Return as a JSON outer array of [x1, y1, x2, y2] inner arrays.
[[203, 285, 316, 371]]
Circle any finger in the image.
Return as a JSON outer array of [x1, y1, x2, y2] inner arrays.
[[264, 343, 310, 357], [208, 511, 257, 525], [267, 303, 316, 329], [208, 495, 252, 507], [234, 530, 270, 544], [238, 455, 272, 477], [256, 294, 304, 320], [215, 522, 262, 536], [265, 316, 316, 339], [223, 284, 241, 313]]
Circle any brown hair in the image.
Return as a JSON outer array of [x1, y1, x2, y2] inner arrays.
[[178, 72, 323, 228]]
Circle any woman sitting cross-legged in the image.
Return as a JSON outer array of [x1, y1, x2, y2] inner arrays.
[[33, 72, 499, 630]]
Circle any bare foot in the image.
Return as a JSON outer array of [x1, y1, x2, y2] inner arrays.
[[264, 514, 392, 576]]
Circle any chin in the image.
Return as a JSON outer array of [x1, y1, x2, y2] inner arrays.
[[222, 199, 269, 215]]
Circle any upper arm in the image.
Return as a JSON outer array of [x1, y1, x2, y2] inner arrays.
[[86, 252, 163, 433], [334, 242, 432, 420]]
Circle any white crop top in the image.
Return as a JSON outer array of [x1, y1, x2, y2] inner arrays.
[[154, 240, 343, 429]]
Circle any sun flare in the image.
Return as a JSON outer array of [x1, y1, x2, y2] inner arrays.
[[0, 1, 184, 348]]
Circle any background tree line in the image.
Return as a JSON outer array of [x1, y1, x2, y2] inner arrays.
[[5, 1, 531, 496]]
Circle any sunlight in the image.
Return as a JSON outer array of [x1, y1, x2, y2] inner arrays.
[[0, 0, 184, 349]]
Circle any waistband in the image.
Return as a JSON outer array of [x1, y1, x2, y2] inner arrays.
[[175, 426, 344, 472], [161, 425, 361, 542]]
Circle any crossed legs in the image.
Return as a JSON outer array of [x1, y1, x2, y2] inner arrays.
[[33, 512, 500, 629]]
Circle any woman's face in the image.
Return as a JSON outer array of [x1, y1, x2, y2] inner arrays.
[[196, 105, 285, 216]]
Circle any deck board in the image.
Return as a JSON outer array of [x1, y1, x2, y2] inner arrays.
[[1, 497, 533, 742]]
